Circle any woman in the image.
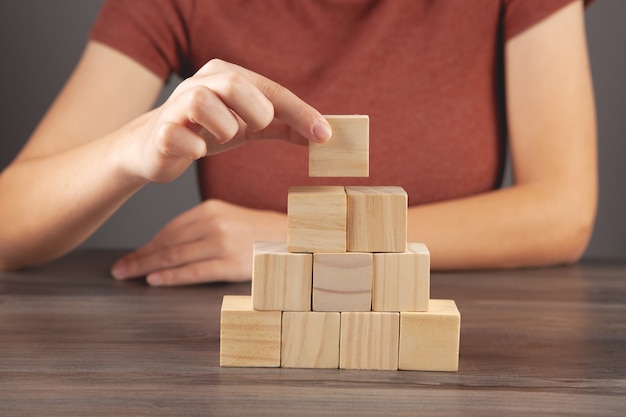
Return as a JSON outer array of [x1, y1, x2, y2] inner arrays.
[[0, 0, 597, 285]]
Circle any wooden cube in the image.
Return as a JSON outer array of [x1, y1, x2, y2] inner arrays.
[[312, 252, 372, 312], [345, 186, 407, 253], [281, 312, 340, 368], [288, 186, 347, 253], [399, 299, 461, 371], [372, 243, 430, 312], [252, 242, 312, 311], [309, 115, 369, 177], [220, 295, 282, 367], [340, 312, 399, 370]]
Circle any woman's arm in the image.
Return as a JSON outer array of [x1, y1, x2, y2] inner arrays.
[[0, 42, 331, 270], [0, 42, 162, 269], [408, 0, 597, 269]]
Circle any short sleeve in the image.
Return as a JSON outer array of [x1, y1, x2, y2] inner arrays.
[[89, 0, 194, 80], [504, 0, 595, 41]]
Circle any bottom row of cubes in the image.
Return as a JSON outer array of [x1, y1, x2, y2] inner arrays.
[[220, 295, 460, 371]]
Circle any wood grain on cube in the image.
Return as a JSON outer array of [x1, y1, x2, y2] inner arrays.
[[281, 312, 340, 369], [220, 295, 281, 367], [372, 243, 430, 312], [288, 186, 347, 253], [252, 242, 312, 311], [312, 252, 373, 312], [340, 312, 399, 370], [399, 299, 461, 372], [345, 186, 407, 253], [309, 115, 369, 177]]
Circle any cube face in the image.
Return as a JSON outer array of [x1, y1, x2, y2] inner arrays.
[[399, 299, 461, 372], [313, 252, 373, 312], [372, 243, 430, 312], [346, 186, 407, 253], [340, 312, 399, 370], [281, 312, 340, 368], [252, 242, 312, 311], [220, 296, 282, 367], [309, 115, 369, 177], [288, 186, 347, 253]]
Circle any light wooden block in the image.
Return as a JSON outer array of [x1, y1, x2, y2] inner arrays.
[[220, 295, 281, 367], [288, 186, 347, 253], [340, 312, 399, 370], [309, 115, 369, 177], [345, 186, 407, 253], [312, 252, 372, 312], [372, 243, 430, 312], [252, 242, 312, 311], [281, 312, 340, 368], [399, 299, 461, 372]]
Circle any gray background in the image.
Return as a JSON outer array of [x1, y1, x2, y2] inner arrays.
[[0, 0, 624, 259]]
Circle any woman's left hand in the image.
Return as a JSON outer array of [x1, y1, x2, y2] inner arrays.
[[111, 200, 287, 286]]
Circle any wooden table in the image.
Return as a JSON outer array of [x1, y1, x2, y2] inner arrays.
[[1, 249, 625, 416]]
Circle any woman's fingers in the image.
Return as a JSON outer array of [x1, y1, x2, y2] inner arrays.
[[230, 62, 332, 143], [145, 258, 249, 286], [174, 59, 332, 146], [112, 239, 223, 281]]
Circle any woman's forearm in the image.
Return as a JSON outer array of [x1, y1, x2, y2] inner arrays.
[[0, 130, 147, 270], [409, 181, 596, 270]]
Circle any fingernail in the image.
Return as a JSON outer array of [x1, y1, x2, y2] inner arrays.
[[147, 273, 163, 286], [111, 263, 127, 280], [312, 119, 332, 143]]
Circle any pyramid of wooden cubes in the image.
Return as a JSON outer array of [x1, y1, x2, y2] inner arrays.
[[220, 115, 461, 371]]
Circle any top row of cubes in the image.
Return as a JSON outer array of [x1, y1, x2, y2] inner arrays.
[[288, 186, 408, 254]]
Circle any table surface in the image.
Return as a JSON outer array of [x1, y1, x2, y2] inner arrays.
[[1, 249, 625, 416]]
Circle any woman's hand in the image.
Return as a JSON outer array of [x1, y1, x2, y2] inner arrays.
[[122, 59, 332, 184], [110, 59, 323, 283], [111, 200, 288, 286]]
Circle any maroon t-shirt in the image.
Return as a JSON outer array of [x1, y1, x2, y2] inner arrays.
[[90, 0, 585, 212]]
